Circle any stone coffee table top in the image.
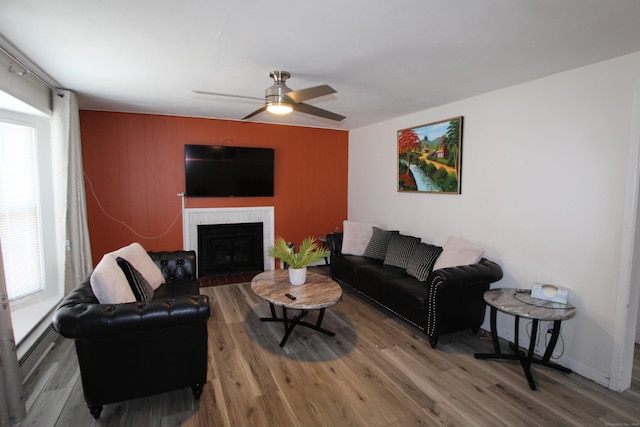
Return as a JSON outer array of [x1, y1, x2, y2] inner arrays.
[[251, 270, 342, 309]]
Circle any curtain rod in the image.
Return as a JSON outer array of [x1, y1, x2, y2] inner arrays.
[[0, 44, 64, 97]]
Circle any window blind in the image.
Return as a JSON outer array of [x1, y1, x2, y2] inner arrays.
[[0, 121, 44, 301]]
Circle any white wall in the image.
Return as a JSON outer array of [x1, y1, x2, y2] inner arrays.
[[348, 51, 640, 388]]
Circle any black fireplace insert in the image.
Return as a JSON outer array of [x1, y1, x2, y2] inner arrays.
[[197, 222, 263, 277]]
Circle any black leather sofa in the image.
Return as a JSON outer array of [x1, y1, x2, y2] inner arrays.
[[52, 250, 210, 419], [326, 233, 503, 348]]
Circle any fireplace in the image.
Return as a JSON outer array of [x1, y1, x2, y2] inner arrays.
[[197, 222, 264, 277], [182, 206, 275, 274]]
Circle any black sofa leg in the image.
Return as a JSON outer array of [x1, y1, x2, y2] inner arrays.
[[429, 335, 438, 349], [192, 384, 204, 400], [88, 404, 103, 419]]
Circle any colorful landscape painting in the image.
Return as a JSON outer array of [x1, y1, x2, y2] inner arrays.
[[397, 116, 462, 194]]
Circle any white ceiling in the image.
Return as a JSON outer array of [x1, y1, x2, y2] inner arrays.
[[1, 0, 640, 130]]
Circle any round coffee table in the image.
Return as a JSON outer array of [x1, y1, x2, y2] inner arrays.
[[251, 270, 342, 347]]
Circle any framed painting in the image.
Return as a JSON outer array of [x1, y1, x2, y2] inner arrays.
[[397, 116, 463, 194]]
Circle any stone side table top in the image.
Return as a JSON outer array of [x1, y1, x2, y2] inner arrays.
[[484, 288, 576, 321], [251, 270, 342, 310]]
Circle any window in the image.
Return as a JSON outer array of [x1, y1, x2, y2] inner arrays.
[[0, 121, 44, 300], [0, 108, 61, 343]]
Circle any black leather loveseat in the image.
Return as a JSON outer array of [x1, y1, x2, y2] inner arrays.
[[327, 233, 503, 348], [52, 250, 210, 419]]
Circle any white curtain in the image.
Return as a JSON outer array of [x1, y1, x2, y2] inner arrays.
[[52, 90, 93, 293], [0, 89, 92, 424], [0, 239, 25, 426]]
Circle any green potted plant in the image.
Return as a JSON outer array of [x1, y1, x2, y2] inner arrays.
[[267, 236, 330, 285]]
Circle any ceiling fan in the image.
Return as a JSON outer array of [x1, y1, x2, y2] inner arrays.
[[194, 70, 345, 121]]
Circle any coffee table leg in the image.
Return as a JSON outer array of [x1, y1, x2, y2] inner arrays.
[[316, 307, 326, 328], [282, 306, 289, 334], [306, 308, 336, 337], [279, 309, 309, 348], [259, 304, 337, 347]]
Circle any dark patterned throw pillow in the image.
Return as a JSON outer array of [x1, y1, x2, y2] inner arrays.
[[384, 234, 421, 269], [406, 243, 443, 281], [362, 227, 399, 260], [116, 256, 154, 301]]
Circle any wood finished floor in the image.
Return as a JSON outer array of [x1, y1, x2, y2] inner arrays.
[[19, 281, 640, 427]]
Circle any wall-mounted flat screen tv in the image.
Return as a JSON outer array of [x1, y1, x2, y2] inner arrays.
[[184, 145, 275, 197]]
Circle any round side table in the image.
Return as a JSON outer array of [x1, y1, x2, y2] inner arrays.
[[474, 288, 576, 390]]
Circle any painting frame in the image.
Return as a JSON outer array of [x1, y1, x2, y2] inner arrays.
[[397, 116, 463, 194]]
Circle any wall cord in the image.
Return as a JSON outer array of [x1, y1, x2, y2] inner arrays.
[[525, 320, 564, 359], [84, 172, 182, 240]]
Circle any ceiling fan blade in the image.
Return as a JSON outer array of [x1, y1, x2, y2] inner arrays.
[[293, 103, 345, 121], [285, 85, 336, 103], [193, 90, 263, 101], [242, 106, 267, 120]]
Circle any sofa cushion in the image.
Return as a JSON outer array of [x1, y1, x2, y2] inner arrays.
[[341, 220, 375, 255], [153, 279, 201, 299], [358, 264, 408, 283], [433, 236, 484, 271], [116, 257, 154, 301], [384, 234, 421, 269], [356, 264, 407, 301], [363, 227, 399, 260], [385, 276, 431, 311], [406, 243, 443, 281], [332, 254, 383, 279]]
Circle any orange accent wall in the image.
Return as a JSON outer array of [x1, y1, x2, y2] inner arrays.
[[80, 111, 348, 264]]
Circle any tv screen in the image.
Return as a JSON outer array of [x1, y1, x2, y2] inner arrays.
[[185, 145, 274, 197]]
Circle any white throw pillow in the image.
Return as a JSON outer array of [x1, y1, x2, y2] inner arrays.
[[91, 253, 136, 304], [113, 242, 165, 290], [432, 236, 484, 271], [341, 220, 375, 255], [90, 242, 166, 304]]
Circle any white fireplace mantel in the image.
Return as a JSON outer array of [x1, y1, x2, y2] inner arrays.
[[182, 206, 275, 271]]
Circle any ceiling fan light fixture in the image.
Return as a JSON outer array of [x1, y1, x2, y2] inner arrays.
[[266, 101, 293, 115], [265, 71, 294, 115]]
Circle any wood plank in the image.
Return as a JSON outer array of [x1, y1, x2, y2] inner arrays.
[[211, 284, 246, 324]]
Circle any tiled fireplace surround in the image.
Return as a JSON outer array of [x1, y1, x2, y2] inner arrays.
[[182, 206, 276, 273]]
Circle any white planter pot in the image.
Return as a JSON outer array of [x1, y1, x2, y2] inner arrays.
[[288, 267, 307, 286]]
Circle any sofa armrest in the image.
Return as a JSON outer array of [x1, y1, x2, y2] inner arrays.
[[424, 258, 502, 338], [326, 233, 343, 257], [427, 258, 503, 289], [149, 250, 196, 282], [52, 279, 210, 340]]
